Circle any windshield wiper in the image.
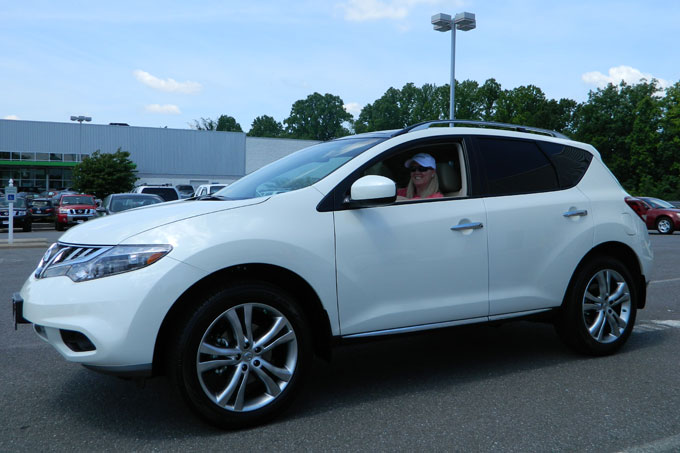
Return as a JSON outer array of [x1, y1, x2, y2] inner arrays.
[[196, 195, 231, 201]]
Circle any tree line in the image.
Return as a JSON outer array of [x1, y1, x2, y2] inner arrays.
[[194, 78, 680, 200]]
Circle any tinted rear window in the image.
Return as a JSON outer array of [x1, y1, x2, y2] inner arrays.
[[141, 188, 178, 201]]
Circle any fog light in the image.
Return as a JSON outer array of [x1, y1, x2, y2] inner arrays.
[[60, 329, 96, 352]]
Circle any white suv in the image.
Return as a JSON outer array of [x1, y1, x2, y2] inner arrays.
[[13, 120, 653, 428]]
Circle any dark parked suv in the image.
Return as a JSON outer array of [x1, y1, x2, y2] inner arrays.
[[1, 197, 32, 232]]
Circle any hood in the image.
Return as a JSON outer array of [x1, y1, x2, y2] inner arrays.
[[59, 197, 268, 245]]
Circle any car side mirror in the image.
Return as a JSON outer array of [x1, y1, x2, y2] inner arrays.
[[348, 175, 396, 208]]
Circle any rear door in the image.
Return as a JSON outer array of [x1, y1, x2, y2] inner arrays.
[[471, 136, 594, 316]]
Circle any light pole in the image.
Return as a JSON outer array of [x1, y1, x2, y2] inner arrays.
[[70, 115, 91, 190], [431, 12, 476, 120]]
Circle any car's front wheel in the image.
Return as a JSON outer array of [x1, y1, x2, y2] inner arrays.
[[556, 256, 637, 356], [168, 283, 311, 429], [656, 217, 674, 234]]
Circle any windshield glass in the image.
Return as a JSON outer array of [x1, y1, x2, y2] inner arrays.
[[61, 196, 95, 205], [215, 137, 385, 200], [1, 198, 27, 208], [644, 198, 675, 209]]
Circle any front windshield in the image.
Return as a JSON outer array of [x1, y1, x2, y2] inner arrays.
[[61, 196, 95, 205], [215, 137, 385, 200], [644, 198, 675, 209]]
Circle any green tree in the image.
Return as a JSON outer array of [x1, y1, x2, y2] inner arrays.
[[190, 117, 218, 130], [572, 80, 662, 193], [191, 115, 243, 132], [284, 92, 353, 140], [248, 115, 283, 137], [216, 114, 243, 132], [72, 149, 137, 199]]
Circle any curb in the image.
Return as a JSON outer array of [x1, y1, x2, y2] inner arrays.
[[0, 238, 49, 248]]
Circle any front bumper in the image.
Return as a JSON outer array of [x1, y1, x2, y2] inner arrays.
[[57, 213, 95, 225], [17, 254, 207, 372]]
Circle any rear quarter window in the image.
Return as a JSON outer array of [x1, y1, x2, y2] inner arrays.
[[537, 142, 593, 189]]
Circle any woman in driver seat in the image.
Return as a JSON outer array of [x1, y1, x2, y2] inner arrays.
[[397, 153, 443, 200]]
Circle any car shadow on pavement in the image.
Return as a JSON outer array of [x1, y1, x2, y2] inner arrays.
[[47, 319, 667, 439]]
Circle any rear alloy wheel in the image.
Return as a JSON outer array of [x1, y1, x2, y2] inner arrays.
[[656, 217, 674, 234], [169, 283, 311, 429], [556, 257, 637, 356]]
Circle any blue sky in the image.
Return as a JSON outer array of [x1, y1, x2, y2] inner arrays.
[[2, 0, 679, 132]]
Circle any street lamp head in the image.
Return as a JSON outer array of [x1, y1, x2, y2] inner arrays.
[[454, 12, 476, 31], [431, 13, 452, 32], [70, 115, 92, 123]]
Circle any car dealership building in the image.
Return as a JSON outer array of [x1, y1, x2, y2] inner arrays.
[[0, 119, 318, 192]]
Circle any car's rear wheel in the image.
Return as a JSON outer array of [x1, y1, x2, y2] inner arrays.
[[656, 217, 674, 234], [167, 283, 311, 429], [55, 222, 64, 231], [556, 256, 637, 356], [22, 222, 32, 232]]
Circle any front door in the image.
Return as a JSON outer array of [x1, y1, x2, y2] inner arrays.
[[334, 198, 489, 336]]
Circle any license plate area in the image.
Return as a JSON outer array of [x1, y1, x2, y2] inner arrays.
[[12, 293, 30, 330]]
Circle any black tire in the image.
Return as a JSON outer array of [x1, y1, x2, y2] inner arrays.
[[55, 222, 64, 231], [23, 222, 32, 232], [167, 282, 311, 429], [656, 217, 674, 234], [555, 256, 638, 356]]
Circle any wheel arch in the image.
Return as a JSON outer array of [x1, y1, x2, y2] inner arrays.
[[152, 263, 333, 376], [566, 241, 647, 309]]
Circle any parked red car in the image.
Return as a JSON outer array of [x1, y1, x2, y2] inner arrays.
[[626, 196, 680, 234], [55, 194, 98, 231]]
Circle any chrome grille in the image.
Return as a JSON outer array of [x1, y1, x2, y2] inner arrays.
[[34, 242, 112, 279]]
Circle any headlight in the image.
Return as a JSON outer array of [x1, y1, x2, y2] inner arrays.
[[59, 208, 69, 214], [39, 244, 172, 282]]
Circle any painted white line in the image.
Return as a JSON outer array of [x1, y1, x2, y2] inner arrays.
[[619, 433, 680, 452], [650, 277, 680, 284]]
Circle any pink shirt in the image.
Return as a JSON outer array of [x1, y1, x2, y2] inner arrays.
[[397, 188, 444, 199]]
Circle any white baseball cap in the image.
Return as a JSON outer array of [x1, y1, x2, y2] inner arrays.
[[404, 153, 436, 170]]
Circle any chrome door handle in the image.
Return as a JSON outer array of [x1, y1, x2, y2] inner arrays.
[[563, 210, 588, 217], [451, 222, 484, 231]]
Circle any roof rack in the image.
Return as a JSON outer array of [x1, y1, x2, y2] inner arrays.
[[394, 120, 570, 139]]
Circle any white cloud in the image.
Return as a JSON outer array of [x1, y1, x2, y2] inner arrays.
[[144, 104, 181, 114], [133, 70, 202, 94], [344, 102, 362, 116], [582, 65, 670, 89], [339, 0, 453, 22], [3, 115, 20, 120]]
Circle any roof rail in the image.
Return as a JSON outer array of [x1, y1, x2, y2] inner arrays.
[[394, 120, 570, 139]]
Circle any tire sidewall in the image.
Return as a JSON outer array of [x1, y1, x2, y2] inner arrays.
[[169, 283, 311, 429], [560, 256, 638, 356]]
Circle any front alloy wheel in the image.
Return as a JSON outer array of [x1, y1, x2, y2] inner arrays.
[[656, 217, 674, 234], [196, 303, 298, 412], [169, 283, 310, 429]]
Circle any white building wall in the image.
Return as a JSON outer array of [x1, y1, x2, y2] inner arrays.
[[245, 137, 320, 174]]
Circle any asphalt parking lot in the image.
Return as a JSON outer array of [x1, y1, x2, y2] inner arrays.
[[1, 228, 680, 452]]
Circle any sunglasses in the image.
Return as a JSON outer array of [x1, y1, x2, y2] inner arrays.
[[409, 165, 432, 173]]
